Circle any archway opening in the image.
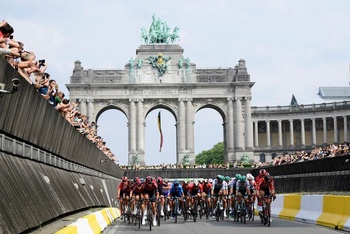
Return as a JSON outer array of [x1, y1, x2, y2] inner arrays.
[[96, 109, 128, 166], [145, 108, 176, 166], [194, 108, 223, 162]]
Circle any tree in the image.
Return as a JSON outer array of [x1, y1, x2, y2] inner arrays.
[[195, 142, 224, 165]]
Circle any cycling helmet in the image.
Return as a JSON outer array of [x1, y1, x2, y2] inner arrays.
[[217, 175, 224, 181], [174, 180, 179, 186], [183, 179, 189, 184], [140, 178, 145, 183], [134, 177, 141, 185], [246, 173, 254, 180], [264, 175, 272, 182], [235, 174, 241, 181], [194, 180, 199, 186], [208, 178, 213, 183], [204, 178, 208, 183], [224, 176, 230, 182], [157, 176, 163, 184], [239, 175, 246, 182], [122, 176, 128, 182], [259, 169, 267, 176], [164, 178, 169, 183], [146, 176, 153, 184]]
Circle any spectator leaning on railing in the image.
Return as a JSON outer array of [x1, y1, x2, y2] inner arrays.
[[0, 19, 118, 163]]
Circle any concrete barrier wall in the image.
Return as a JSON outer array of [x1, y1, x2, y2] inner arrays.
[[0, 58, 122, 177], [0, 152, 120, 233], [272, 194, 350, 231]]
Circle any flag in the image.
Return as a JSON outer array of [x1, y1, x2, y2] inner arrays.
[[157, 111, 163, 152], [290, 94, 300, 110]]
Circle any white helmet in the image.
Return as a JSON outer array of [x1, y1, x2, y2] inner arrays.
[[208, 178, 213, 183], [246, 173, 254, 180], [194, 179, 199, 186]]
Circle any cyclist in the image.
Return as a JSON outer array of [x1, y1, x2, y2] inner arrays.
[[245, 173, 256, 214], [182, 179, 191, 197], [235, 175, 251, 213], [130, 177, 144, 215], [223, 176, 231, 217], [256, 174, 276, 222], [188, 180, 203, 215], [227, 174, 238, 218], [211, 175, 227, 218], [117, 176, 132, 220], [156, 176, 171, 217], [201, 178, 212, 212], [142, 176, 159, 226], [255, 169, 270, 212], [169, 179, 184, 219]]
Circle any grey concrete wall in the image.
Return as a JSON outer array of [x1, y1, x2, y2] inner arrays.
[[0, 58, 122, 177], [0, 58, 123, 232]]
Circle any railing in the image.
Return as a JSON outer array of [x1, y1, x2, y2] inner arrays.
[[251, 101, 350, 113]]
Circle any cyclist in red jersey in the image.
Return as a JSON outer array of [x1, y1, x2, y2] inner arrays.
[[188, 180, 203, 214], [142, 176, 159, 226], [255, 169, 270, 212], [256, 175, 276, 221], [117, 176, 132, 219], [182, 179, 192, 212], [130, 177, 145, 215]]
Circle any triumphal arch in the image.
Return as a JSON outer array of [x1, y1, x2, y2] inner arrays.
[[67, 15, 255, 165]]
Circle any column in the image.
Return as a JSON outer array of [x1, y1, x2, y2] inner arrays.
[[186, 99, 194, 154], [128, 100, 137, 160], [322, 117, 327, 145], [266, 120, 271, 148], [300, 119, 305, 147], [311, 118, 316, 146], [227, 98, 234, 150], [137, 99, 144, 152], [244, 97, 253, 149], [234, 97, 243, 150], [289, 119, 294, 147], [278, 120, 282, 147], [344, 116, 348, 142], [254, 121, 259, 147], [78, 99, 87, 116], [333, 116, 338, 143], [87, 99, 95, 122], [178, 99, 185, 152]]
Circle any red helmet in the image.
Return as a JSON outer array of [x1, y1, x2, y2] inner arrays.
[[146, 176, 153, 184], [259, 169, 267, 176], [122, 176, 128, 182], [157, 176, 163, 184], [134, 177, 140, 184]]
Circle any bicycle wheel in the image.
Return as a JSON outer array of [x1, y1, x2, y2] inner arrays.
[[137, 207, 141, 229], [205, 201, 210, 220], [192, 201, 198, 222], [174, 199, 178, 223], [147, 201, 152, 230]]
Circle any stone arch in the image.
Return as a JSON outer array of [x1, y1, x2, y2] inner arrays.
[[95, 104, 129, 124], [67, 44, 254, 165]]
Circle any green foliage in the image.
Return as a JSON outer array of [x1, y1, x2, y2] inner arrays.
[[195, 142, 224, 165]]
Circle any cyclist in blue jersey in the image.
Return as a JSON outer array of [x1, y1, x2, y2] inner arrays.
[[169, 180, 184, 219]]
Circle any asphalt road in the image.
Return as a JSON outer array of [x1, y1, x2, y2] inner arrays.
[[103, 214, 348, 234]]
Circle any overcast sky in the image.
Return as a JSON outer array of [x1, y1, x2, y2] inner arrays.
[[4, 0, 350, 165]]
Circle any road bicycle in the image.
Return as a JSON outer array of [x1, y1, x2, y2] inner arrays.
[[260, 195, 273, 227]]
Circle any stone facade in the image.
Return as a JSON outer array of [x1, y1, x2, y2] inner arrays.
[[67, 44, 255, 165]]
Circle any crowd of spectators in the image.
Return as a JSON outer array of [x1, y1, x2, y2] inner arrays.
[[120, 142, 350, 170], [0, 20, 117, 162]]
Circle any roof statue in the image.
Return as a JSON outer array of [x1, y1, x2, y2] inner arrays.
[[141, 14, 180, 44]]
